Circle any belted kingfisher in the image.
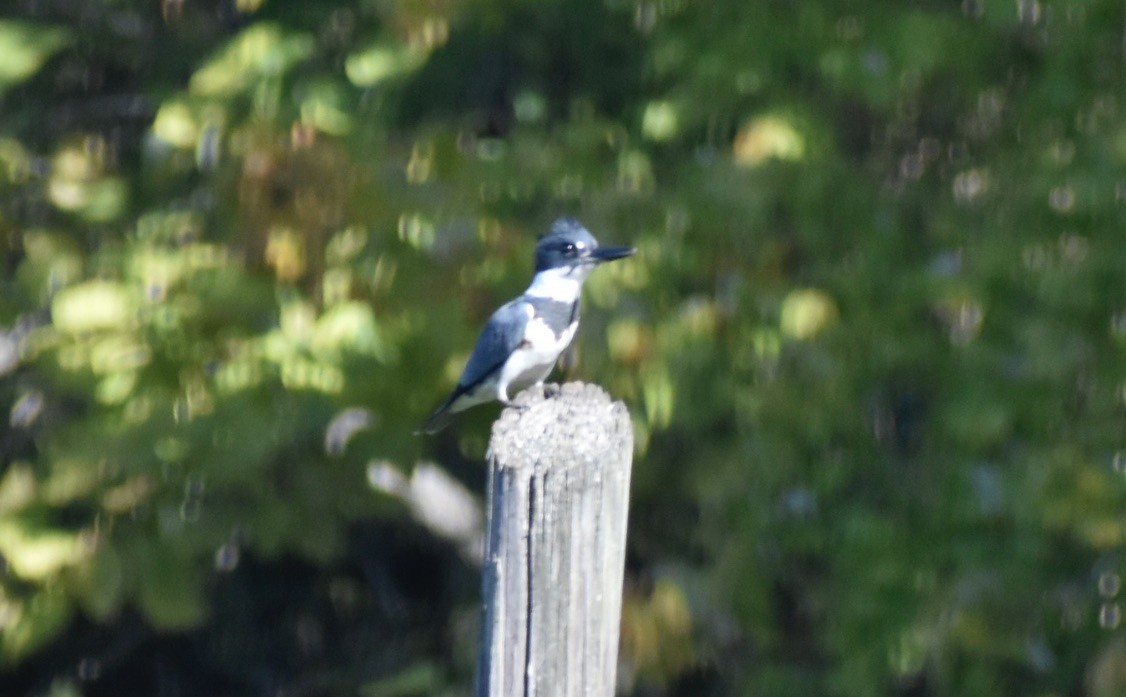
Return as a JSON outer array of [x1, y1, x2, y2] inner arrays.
[[418, 218, 634, 434]]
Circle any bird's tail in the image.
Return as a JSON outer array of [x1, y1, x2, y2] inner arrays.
[[414, 408, 457, 435], [414, 394, 460, 435]]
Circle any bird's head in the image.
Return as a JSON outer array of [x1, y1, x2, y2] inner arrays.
[[534, 218, 635, 275]]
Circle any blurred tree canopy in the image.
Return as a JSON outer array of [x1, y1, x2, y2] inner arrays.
[[1, 0, 1126, 695]]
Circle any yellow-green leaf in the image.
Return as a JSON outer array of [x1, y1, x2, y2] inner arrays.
[[0, 20, 70, 94]]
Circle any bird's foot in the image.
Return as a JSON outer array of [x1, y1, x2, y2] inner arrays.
[[500, 397, 531, 412]]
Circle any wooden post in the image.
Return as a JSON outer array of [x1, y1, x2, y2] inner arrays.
[[475, 382, 633, 697]]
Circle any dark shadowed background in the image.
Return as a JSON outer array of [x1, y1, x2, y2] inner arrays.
[[1, 0, 1125, 695]]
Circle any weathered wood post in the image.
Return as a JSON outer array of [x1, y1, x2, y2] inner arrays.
[[475, 382, 633, 697]]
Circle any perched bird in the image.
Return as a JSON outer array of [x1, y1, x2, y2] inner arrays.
[[418, 218, 634, 434]]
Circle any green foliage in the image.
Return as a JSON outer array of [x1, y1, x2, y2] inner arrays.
[[1, 0, 1125, 695], [0, 19, 70, 95]]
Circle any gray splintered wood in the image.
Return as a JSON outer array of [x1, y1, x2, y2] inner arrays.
[[475, 382, 633, 697]]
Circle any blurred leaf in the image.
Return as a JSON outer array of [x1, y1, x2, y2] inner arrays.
[[640, 362, 674, 428], [190, 22, 314, 96], [0, 589, 71, 662], [734, 115, 806, 166], [0, 20, 70, 94], [621, 579, 695, 683], [0, 518, 87, 581], [0, 464, 36, 515], [134, 541, 207, 630], [2, 0, 1126, 693], [780, 288, 838, 340], [345, 40, 428, 87], [641, 100, 680, 141], [51, 281, 134, 334], [312, 300, 390, 361], [69, 546, 125, 620]]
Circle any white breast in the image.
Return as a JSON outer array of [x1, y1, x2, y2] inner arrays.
[[494, 315, 578, 401], [524, 266, 586, 303]]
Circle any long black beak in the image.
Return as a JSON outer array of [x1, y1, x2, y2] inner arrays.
[[589, 246, 636, 263]]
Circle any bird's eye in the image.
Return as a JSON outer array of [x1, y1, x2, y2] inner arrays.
[[563, 243, 576, 254]]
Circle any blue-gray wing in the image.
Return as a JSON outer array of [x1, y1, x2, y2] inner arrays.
[[456, 299, 531, 391], [415, 299, 532, 435]]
